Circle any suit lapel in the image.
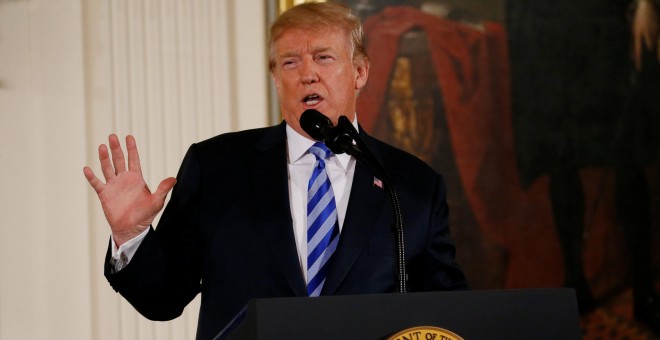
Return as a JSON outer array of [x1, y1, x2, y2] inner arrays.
[[248, 123, 307, 296], [246, 125, 387, 296], [322, 132, 386, 295]]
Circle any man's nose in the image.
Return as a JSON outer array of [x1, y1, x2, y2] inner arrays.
[[299, 59, 319, 84]]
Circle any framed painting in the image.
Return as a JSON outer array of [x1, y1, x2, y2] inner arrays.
[[268, 2, 660, 335]]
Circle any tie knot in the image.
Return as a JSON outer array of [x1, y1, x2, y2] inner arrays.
[[308, 142, 332, 160]]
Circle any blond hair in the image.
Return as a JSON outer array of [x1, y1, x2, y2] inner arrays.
[[268, 2, 368, 71]]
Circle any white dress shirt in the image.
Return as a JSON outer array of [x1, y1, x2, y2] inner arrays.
[[285, 121, 356, 281], [111, 118, 359, 281]]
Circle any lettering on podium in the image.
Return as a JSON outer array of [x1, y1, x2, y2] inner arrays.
[[388, 326, 463, 340]]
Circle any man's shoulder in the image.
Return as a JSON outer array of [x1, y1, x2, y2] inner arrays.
[[198, 124, 279, 145], [365, 134, 437, 177], [192, 123, 285, 155]]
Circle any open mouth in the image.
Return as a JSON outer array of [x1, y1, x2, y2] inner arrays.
[[303, 94, 322, 106]]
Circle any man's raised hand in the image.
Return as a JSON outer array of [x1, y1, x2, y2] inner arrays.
[[83, 134, 176, 246]]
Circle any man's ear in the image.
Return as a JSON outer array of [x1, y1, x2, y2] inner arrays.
[[354, 59, 369, 91], [271, 72, 282, 94]]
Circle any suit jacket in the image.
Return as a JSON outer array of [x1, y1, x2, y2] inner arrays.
[[105, 122, 468, 339]]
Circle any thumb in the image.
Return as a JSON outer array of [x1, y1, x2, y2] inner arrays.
[[154, 177, 177, 200]]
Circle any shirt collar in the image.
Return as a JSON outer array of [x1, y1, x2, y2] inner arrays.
[[286, 114, 359, 171]]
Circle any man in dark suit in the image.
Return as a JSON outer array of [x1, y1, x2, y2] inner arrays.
[[83, 2, 467, 339]]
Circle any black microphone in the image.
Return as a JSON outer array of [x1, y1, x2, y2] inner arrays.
[[300, 109, 354, 155]]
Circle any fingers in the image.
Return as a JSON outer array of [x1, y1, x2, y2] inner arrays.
[[90, 133, 151, 187], [97, 134, 142, 181], [98, 144, 115, 180], [154, 177, 177, 201], [109, 134, 127, 175], [126, 135, 143, 174], [83, 166, 104, 194]]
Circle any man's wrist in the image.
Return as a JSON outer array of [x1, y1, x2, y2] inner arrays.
[[112, 227, 149, 247]]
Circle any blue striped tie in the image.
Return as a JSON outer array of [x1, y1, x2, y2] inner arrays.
[[306, 142, 340, 297]]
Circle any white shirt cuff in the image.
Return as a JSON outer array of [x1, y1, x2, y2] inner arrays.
[[110, 227, 150, 272]]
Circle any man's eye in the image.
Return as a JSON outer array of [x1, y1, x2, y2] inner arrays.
[[317, 55, 333, 62], [282, 60, 296, 69]]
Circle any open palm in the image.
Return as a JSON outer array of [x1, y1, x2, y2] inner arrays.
[[83, 134, 176, 246]]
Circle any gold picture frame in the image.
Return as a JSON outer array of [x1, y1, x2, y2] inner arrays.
[[277, 0, 327, 16]]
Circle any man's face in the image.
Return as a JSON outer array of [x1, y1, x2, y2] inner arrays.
[[271, 27, 369, 139]]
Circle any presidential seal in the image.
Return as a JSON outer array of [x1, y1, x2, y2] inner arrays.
[[388, 326, 464, 340]]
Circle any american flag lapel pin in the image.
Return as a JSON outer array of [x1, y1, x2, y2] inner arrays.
[[373, 176, 383, 189]]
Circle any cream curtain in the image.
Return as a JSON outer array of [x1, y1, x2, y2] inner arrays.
[[0, 0, 269, 339]]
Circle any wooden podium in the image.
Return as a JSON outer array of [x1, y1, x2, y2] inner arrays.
[[216, 288, 581, 339]]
